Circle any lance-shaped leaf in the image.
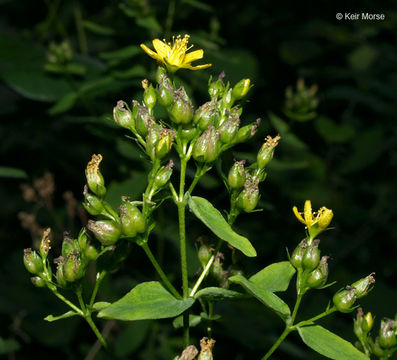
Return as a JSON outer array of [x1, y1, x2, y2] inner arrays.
[[194, 287, 248, 301], [229, 275, 290, 320], [98, 282, 194, 320], [188, 195, 256, 257], [44, 311, 78, 322], [297, 325, 370, 360], [250, 261, 296, 292]]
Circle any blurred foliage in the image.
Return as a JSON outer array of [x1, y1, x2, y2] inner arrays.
[[1, 0, 397, 359]]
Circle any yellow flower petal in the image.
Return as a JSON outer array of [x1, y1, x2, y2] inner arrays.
[[292, 206, 306, 225], [304, 200, 314, 226], [317, 207, 333, 230], [152, 39, 170, 59], [182, 63, 212, 70], [140, 43, 162, 62], [183, 49, 204, 64]]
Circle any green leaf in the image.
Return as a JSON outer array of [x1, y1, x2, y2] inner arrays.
[[44, 311, 78, 322], [194, 287, 247, 301], [0, 166, 27, 179], [298, 325, 369, 360], [92, 302, 111, 312], [187, 196, 256, 257], [173, 314, 201, 329], [48, 92, 78, 115], [114, 321, 151, 357], [83, 20, 115, 36], [99, 45, 141, 61], [250, 261, 296, 292], [314, 116, 355, 143], [98, 282, 194, 321], [0, 337, 20, 355], [229, 275, 290, 320]]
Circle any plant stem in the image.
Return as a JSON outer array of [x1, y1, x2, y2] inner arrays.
[[49, 287, 84, 316], [141, 242, 182, 299], [190, 254, 216, 297], [291, 293, 303, 323], [262, 326, 292, 360], [294, 307, 337, 328], [73, 0, 88, 55], [89, 271, 107, 307]]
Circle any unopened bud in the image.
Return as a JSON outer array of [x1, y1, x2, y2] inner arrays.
[[379, 318, 397, 349], [113, 100, 134, 129], [192, 125, 220, 163], [77, 228, 88, 250], [85, 154, 106, 198], [307, 256, 329, 289], [156, 66, 167, 83], [235, 118, 260, 143], [219, 118, 240, 144], [61, 232, 76, 258], [169, 88, 193, 125], [351, 273, 375, 299], [302, 240, 321, 272], [87, 219, 121, 246], [197, 238, 212, 268], [142, 80, 157, 111], [237, 179, 260, 212], [209, 72, 226, 99], [63, 253, 85, 282], [39, 228, 51, 259], [232, 78, 251, 101], [133, 100, 154, 138], [155, 129, 175, 159], [119, 200, 145, 238], [157, 76, 174, 108], [222, 88, 233, 108], [193, 100, 217, 131], [153, 161, 174, 189], [227, 160, 246, 190], [23, 248, 43, 275], [333, 288, 357, 313], [290, 239, 307, 269], [257, 135, 281, 169], [83, 185, 104, 216], [145, 124, 162, 161], [31, 276, 46, 288]]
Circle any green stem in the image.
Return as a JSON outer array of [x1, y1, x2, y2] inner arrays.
[[141, 242, 182, 299], [291, 293, 303, 323], [294, 307, 337, 328], [50, 287, 84, 316], [89, 271, 107, 307], [73, 0, 88, 55], [262, 326, 292, 360], [190, 254, 216, 297]]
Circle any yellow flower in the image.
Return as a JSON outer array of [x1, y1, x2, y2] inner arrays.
[[292, 200, 333, 239], [140, 34, 212, 72]]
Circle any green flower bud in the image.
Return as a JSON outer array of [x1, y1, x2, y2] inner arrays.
[[212, 253, 228, 288], [153, 160, 174, 189], [307, 256, 329, 289], [198, 337, 216, 360], [145, 124, 162, 160], [351, 273, 375, 299], [142, 80, 157, 111], [119, 198, 145, 238], [156, 66, 167, 83], [83, 185, 104, 216], [180, 127, 198, 142], [379, 318, 397, 349], [54, 257, 67, 287], [193, 100, 217, 131], [77, 228, 88, 250], [61, 232, 77, 258], [169, 88, 193, 125], [84, 245, 99, 261], [197, 238, 212, 268], [222, 88, 233, 108], [192, 125, 220, 163], [63, 253, 85, 282], [290, 239, 307, 269], [23, 248, 43, 275], [157, 77, 174, 108], [155, 129, 175, 159], [227, 160, 246, 190], [302, 240, 321, 272], [219, 117, 240, 144], [235, 118, 261, 143], [31, 276, 46, 288], [257, 135, 281, 169], [354, 308, 374, 340], [85, 154, 106, 198], [113, 100, 133, 129], [232, 78, 251, 101], [333, 288, 357, 313], [208, 72, 225, 99], [133, 100, 154, 138], [237, 179, 260, 212], [87, 219, 121, 246]]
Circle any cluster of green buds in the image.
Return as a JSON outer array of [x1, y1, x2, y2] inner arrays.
[[46, 41, 74, 66], [332, 273, 375, 313], [283, 78, 319, 121], [353, 308, 397, 358], [226, 135, 280, 218]]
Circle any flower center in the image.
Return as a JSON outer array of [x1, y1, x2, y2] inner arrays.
[[165, 34, 193, 65]]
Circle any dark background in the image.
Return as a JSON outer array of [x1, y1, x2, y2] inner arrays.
[[1, 0, 397, 359]]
